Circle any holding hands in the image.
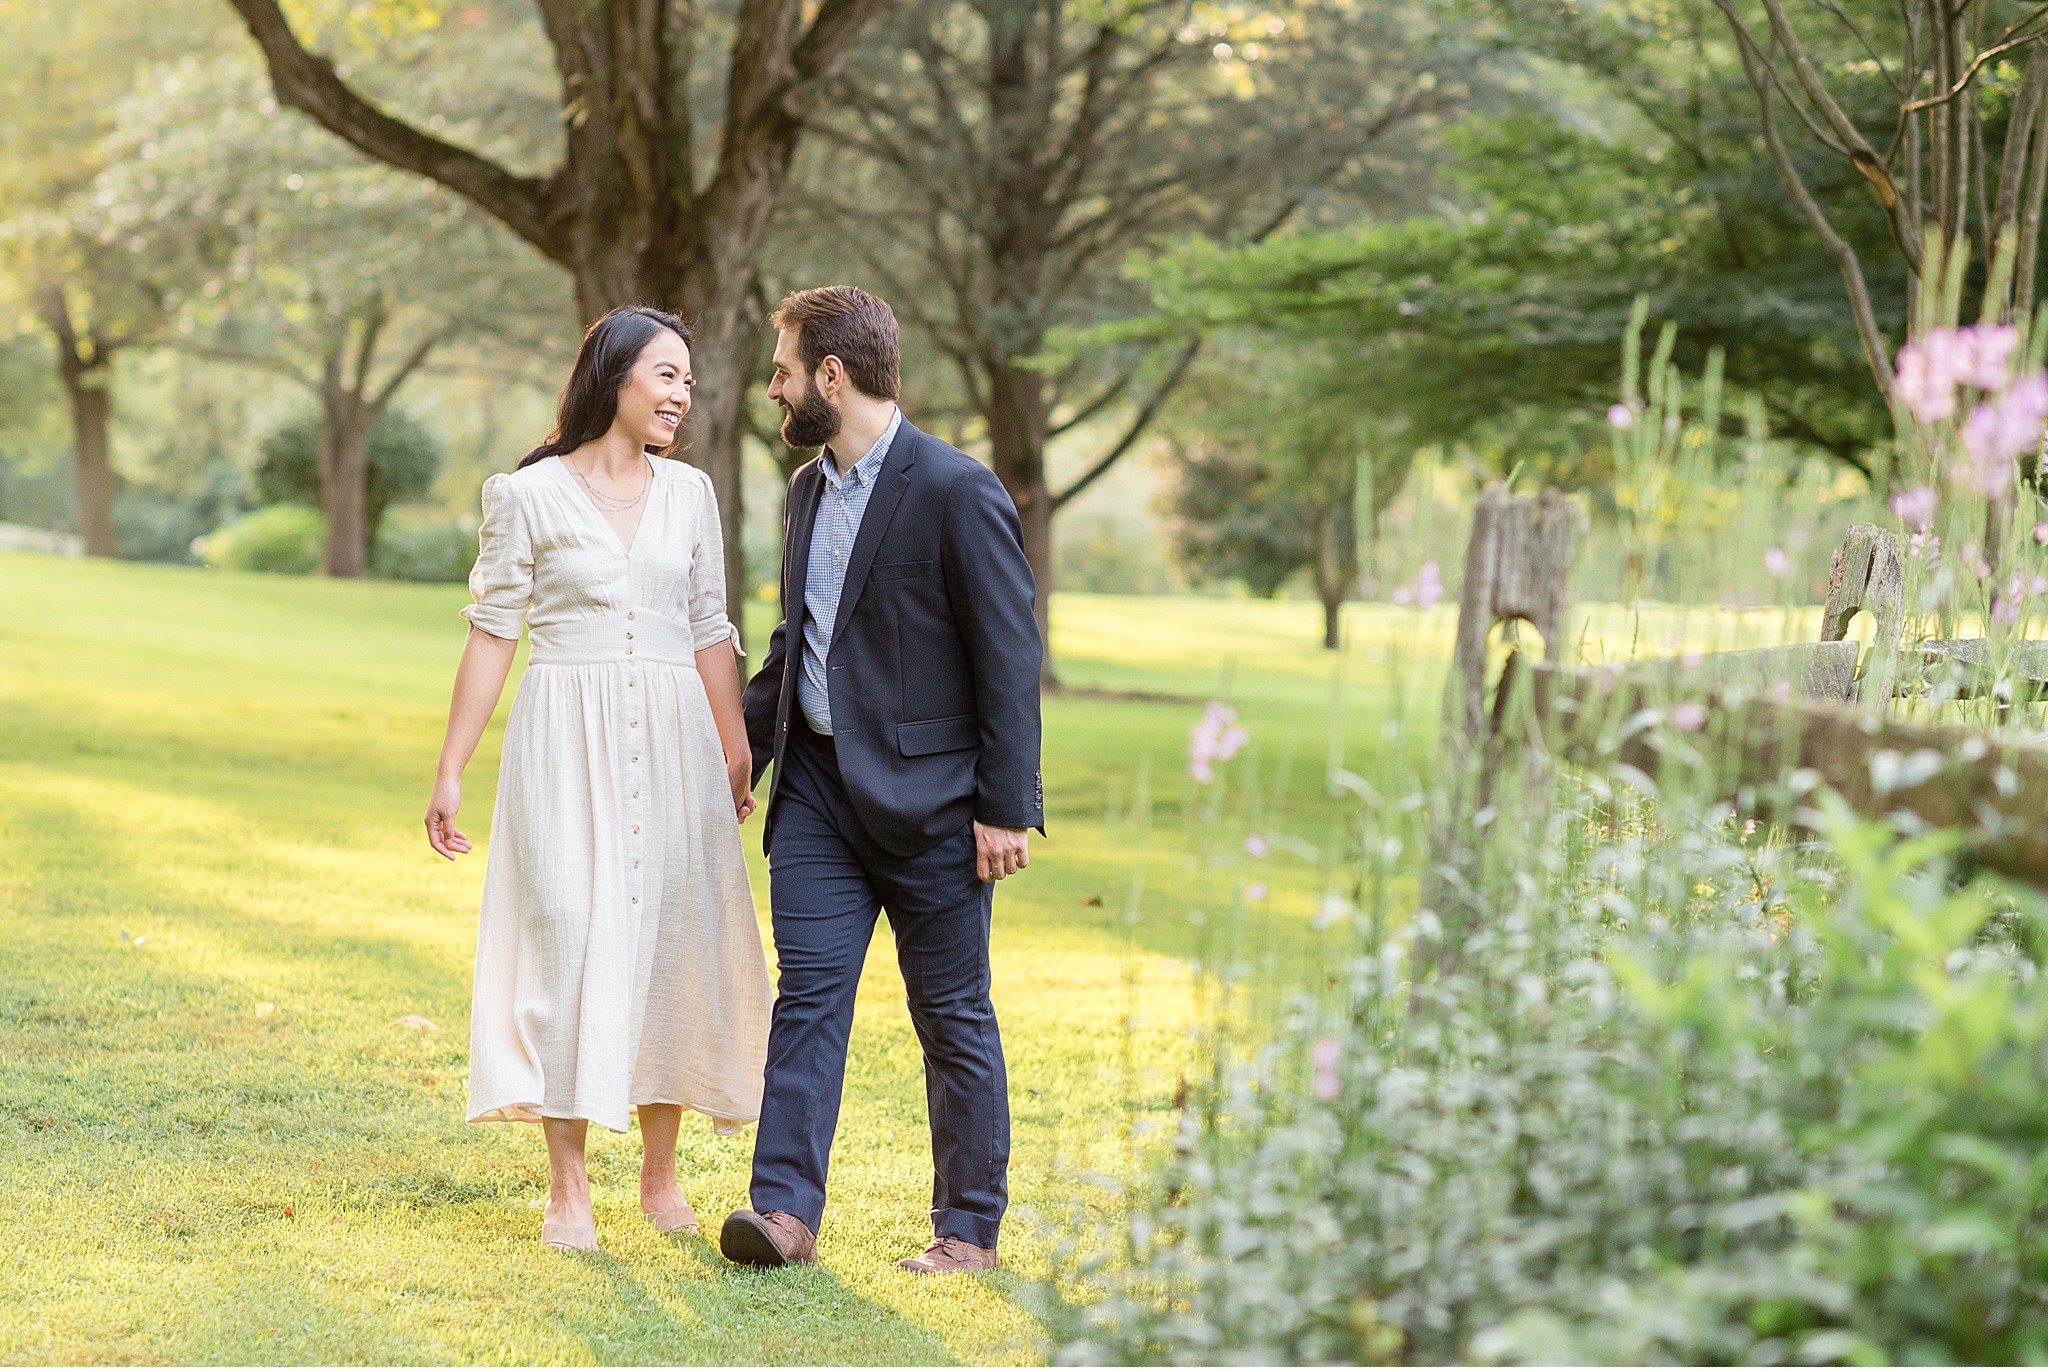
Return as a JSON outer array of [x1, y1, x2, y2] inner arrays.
[[729, 751, 758, 823]]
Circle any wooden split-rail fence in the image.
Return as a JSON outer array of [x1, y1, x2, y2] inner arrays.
[[1437, 484, 2048, 894]]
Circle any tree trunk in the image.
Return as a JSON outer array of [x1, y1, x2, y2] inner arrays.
[[674, 276, 763, 642], [224, 0, 897, 644], [1311, 471, 1359, 651], [318, 366, 376, 579], [59, 357, 119, 560], [1311, 514, 1344, 651], [986, 358, 1057, 687], [40, 291, 120, 557]]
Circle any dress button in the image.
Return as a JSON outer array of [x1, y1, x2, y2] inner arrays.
[[630, 720, 638, 727], [633, 860, 640, 869], [626, 646, 634, 655], [633, 790, 640, 798], [632, 825, 640, 834], [628, 611, 637, 620], [631, 896, 639, 905], [626, 631, 634, 640]]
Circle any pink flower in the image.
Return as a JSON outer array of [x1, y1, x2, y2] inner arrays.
[[2035, 522, 2048, 545], [1607, 402, 1635, 430], [1994, 576, 2024, 625], [1390, 561, 1444, 610], [1672, 701, 1708, 732], [1763, 547, 1790, 577], [1994, 572, 2048, 625], [1189, 701, 1248, 783], [1244, 834, 1268, 857], [1895, 329, 1962, 423], [1964, 543, 1994, 580], [1244, 881, 1267, 903], [1959, 372, 2048, 495], [1959, 323, 2020, 391], [1909, 532, 1940, 565], [1890, 485, 1938, 534], [1311, 1036, 1340, 1100]]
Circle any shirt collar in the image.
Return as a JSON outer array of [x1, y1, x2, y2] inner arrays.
[[821, 406, 901, 491]]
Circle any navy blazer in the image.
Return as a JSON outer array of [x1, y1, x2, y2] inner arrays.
[[742, 418, 1045, 858]]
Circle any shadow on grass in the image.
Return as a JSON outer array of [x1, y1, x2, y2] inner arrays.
[[564, 1236, 969, 1366]]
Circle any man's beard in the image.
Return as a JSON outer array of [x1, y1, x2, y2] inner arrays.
[[779, 386, 841, 449]]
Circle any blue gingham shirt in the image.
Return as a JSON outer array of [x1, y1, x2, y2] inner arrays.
[[799, 407, 902, 734]]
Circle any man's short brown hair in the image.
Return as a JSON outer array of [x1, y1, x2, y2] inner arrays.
[[770, 286, 901, 401]]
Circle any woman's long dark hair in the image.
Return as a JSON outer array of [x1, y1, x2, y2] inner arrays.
[[516, 305, 693, 470]]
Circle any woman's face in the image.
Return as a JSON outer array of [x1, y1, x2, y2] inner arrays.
[[614, 331, 692, 449]]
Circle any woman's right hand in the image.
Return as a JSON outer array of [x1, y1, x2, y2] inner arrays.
[[426, 775, 470, 859], [728, 751, 758, 823]]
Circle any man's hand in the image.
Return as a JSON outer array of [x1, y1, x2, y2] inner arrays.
[[974, 822, 1029, 882]]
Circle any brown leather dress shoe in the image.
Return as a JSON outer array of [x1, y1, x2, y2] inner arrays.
[[897, 1235, 1000, 1274], [719, 1209, 818, 1267]]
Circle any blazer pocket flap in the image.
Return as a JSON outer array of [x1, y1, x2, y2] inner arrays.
[[897, 713, 979, 756], [872, 559, 934, 581]]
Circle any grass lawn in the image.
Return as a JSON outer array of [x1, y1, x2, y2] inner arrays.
[[0, 551, 1815, 1364], [0, 550, 1429, 1366]]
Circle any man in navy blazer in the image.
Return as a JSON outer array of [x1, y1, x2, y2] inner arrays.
[[720, 286, 1044, 1275]]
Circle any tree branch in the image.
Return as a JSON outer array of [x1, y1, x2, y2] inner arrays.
[[1724, 9, 1895, 397], [222, 0, 564, 262], [370, 326, 455, 412], [158, 336, 316, 390], [1052, 336, 1201, 510], [1902, 18, 2048, 113], [1747, 0, 1919, 264], [1717, 0, 1922, 273]]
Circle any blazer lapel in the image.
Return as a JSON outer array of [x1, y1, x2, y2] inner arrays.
[[784, 460, 824, 645], [833, 419, 920, 636]]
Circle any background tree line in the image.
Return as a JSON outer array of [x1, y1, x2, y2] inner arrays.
[[6, 0, 2047, 659]]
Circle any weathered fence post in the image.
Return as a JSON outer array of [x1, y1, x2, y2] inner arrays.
[[1447, 485, 1577, 754], [1819, 522, 1905, 703], [1426, 485, 1577, 941]]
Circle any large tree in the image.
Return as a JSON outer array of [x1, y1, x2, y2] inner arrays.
[[93, 56, 560, 577], [1071, 0, 1920, 489], [0, 0, 221, 556], [797, 0, 1460, 680], [222, 0, 895, 619]]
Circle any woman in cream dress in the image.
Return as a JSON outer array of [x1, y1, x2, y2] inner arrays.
[[425, 306, 771, 1253]]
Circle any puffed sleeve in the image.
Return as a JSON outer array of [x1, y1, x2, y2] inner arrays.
[[688, 467, 745, 656], [459, 472, 532, 641]]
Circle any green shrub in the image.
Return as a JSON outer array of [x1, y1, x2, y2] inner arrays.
[[200, 504, 323, 575], [253, 409, 443, 552], [369, 509, 476, 583], [1046, 772, 2048, 1365]]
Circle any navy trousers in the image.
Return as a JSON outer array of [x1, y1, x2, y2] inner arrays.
[[750, 725, 1010, 1247]]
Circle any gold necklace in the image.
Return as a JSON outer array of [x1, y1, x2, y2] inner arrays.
[[568, 454, 650, 512]]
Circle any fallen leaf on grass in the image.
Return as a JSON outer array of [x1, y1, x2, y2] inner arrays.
[[253, 1002, 276, 1018], [1081, 895, 1104, 907], [119, 929, 146, 946], [390, 1015, 438, 1032], [282, 1205, 294, 1218]]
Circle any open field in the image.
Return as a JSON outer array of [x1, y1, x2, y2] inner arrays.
[[0, 551, 1807, 1364]]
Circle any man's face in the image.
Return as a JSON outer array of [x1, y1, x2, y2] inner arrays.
[[767, 329, 841, 449]]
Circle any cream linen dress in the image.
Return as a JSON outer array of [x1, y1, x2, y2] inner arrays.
[[460, 452, 771, 1135]]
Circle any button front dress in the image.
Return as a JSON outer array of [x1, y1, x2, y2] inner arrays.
[[460, 454, 772, 1135]]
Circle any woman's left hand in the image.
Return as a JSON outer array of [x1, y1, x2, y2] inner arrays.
[[728, 752, 757, 822]]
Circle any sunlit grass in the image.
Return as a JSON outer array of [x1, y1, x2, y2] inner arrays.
[[0, 552, 1799, 1364]]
